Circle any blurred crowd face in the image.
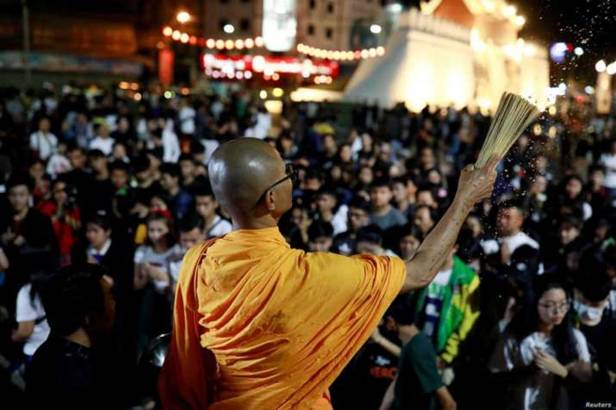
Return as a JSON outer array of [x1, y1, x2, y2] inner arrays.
[[348, 207, 370, 231], [392, 181, 407, 204], [574, 289, 608, 326], [179, 159, 196, 182], [323, 135, 337, 155], [8, 184, 31, 213], [497, 207, 524, 237], [339, 144, 352, 163], [112, 143, 128, 160], [565, 178, 583, 200], [69, 149, 87, 169], [537, 287, 569, 328], [359, 167, 373, 186], [529, 175, 547, 195], [317, 193, 336, 214], [309, 236, 333, 252], [89, 156, 107, 174], [86, 222, 111, 250], [399, 234, 420, 259], [98, 123, 110, 138], [559, 222, 580, 245], [370, 186, 393, 209], [195, 195, 217, 220], [148, 219, 169, 244], [419, 148, 436, 170], [52, 181, 68, 206], [161, 173, 179, 191], [417, 190, 437, 209], [38, 117, 51, 133], [378, 143, 392, 163], [111, 168, 129, 189], [465, 215, 482, 238], [590, 169, 604, 189], [414, 207, 434, 234], [179, 227, 204, 251], [29, 161, 45, 181]]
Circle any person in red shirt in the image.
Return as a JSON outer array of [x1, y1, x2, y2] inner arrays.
[[38, 178, 81, 266]]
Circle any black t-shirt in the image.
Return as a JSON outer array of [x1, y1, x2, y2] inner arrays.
[[26, 336, 118, 409], [333, 341, 399, 410], [394, 333, 443, 410]]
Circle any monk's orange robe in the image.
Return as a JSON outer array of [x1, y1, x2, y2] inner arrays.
[[160, 227, 405, 409]]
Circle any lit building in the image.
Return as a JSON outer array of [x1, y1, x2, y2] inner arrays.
[[201, 0, 384, 52], [344, 0, 550, 112]]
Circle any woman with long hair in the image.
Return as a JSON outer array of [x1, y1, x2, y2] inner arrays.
[[489, 275, 592, 409], [133, 213, 181, 355]]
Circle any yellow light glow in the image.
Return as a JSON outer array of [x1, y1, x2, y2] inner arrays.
[[376, 47, 385, 56], [180, 33, 189, 43], [176, 11, 191, 24], [225, 40, 234, 49], [172, 30, 181, 41], [255, 37, 264, 47], [503, 5, 517, 18], [514, 15, 526, 27], [162, 26, 173, 37], [272, 87, 284, 97], [206, 39, 215, 48], [245, 38, 254, 49], [264, 100, 283, 114], [548, 105, 557, 116], [235, 39, 244, 49], [259, 90, 267, 99]]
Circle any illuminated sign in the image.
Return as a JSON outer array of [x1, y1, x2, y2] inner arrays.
[[201, 54, 338, 82], [262, 0, 297, 52]]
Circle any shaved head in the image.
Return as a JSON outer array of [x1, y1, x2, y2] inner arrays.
[[208, 138, 291, 225]]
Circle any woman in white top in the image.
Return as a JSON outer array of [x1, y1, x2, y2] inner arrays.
[[489, 276, 591, 410], [12, 278, 50, 359], [29, 117, 58, 161]]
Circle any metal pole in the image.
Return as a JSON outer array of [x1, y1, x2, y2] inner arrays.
[[22, 0, 31, 86]]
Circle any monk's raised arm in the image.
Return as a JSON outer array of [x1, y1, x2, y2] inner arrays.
[[401, 156, 499, 293]]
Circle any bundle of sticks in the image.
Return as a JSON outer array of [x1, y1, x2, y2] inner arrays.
[[475, 92, 541, 168]]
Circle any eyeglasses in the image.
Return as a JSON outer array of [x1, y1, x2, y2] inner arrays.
[[538, 301, 570, 313], [256, 163, 297, 206]]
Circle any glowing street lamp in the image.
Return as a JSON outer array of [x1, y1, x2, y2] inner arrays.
[[596, 59, 607, 73], [370, 24, 382, 34], [176, 11, 191, 24], [224, 24, 235, 34]]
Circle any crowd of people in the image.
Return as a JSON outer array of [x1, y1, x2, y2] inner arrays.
[[0, 82, 615, 409]]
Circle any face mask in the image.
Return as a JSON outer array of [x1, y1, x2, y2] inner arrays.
[[573, 299, 605, 325]]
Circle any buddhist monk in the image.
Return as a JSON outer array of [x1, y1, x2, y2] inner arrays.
[[159, 138, 498, 409]]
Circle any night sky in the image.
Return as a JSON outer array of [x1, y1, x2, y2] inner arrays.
[[1, 0, 614, 84]]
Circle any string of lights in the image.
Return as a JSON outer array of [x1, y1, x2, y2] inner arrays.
[[162, 26, 264, 50], [296, 43, 386, 61]]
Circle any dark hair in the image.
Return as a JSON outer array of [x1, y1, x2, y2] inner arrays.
[[508, 275, 579, 364], [109, 160, 130, 173], [87, 149, 106, 159], [7, 173, 34, 192], [308, 220, 334, 242], [41, 264, 108, 336], [348, 196, 371, 213], [575, 246, 613, 302], [160, 162, 181, 179], [178, 215, 202, 234], [86, 210, 112, 232], [370, 178, 391, 191], [498, 199, 526, 215], [356, 224, 383, 245]]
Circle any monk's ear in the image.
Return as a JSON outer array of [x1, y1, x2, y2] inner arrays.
[[265, 190, 276, 211]]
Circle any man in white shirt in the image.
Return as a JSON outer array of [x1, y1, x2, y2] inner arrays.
[[89, 120, 115, 156], [29, 117, 58, 161], [599, 140, 616, 196], [481, 201, 539, 265]]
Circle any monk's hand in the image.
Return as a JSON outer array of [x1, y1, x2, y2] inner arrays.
[[454, 155, 499, 208]]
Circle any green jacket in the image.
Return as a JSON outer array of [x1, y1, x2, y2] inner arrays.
[[413, 256, 480, 364]]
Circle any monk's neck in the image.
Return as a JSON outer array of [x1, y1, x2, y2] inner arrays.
[[233, 216, 279, 230]]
